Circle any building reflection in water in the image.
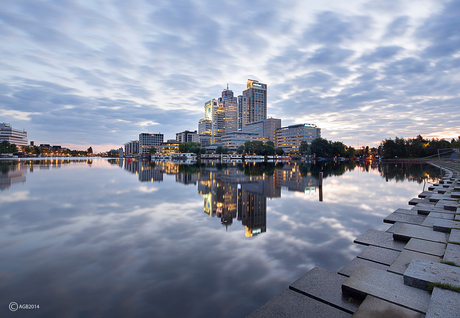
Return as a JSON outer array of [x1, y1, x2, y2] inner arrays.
[[121, 160, 318, 238]]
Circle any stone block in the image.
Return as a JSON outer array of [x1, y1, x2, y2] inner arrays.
[[426, 287, 460, 318], [247, 289, 352, 318], [428, 194, 457, 202], [352, 295, 424, 318], [342, 266, 430, 313], [354, 230, 406, 251], [403, 258, 460, 290], [387, 250, 441, 275], [435, 200, 459, 211], [427, 211, 456, 219], [418, 191, 433, 198], [450, 229, 460, 243], [432, 219, 460, 233], [385, 222, 404, 233], [384, 213, 426, 225], [338, 257, 388, 277], [404, 238, 446, 257], [289, 267, 360, 314], [393, 224, 448, 243], [443, 243, 460, 264], [356, 246, 400, 266], [421, 216, 438, 227], [409, 198, 433, 206]]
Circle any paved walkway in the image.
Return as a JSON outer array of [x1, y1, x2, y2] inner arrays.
[[248, 161, 460, 317]]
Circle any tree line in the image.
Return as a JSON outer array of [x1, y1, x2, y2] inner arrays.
[[381, 135, 460, 159]]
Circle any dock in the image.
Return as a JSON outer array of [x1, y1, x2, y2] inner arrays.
[[247, 162, 460, 317]]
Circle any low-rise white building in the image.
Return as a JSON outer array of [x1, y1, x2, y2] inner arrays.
[[0, 123, 28, 147]]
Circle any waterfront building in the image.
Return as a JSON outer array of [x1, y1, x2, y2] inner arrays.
[[237, 95, 243, 130], [241, 79, 267, 127], [218, 86, 238, 135], [198, 134, 211, 147], [124, 140, 139, 156], [198, 118, 212, 147], [242, 118, 281, 142], [176, 130, 198, 143], [275, 124, 321, 153], [158, 139, 180, 154], [221, 132, 268, 152], [139, 133, 163, 155], [0, 123, 28, 147]]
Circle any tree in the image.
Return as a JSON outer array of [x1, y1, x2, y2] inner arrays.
[[87, 146, 93, 154], [216, 145, 223, 154], [148, 147, 157, 154], [275, 147, 284, 155], [200, 147, 206, 154], [237, 145, 245, 154], [299, 141, 309, 155], [0, 141, 17, 153]]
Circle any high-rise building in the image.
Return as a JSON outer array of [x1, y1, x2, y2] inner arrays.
[[0, 123, 28, 147], [176, 130, 198, 143], [242, 118, 281, 142], [242, 79, 267, 127], [139, 133, 164, 155], [124, 140, 139, 155], [218, 86, 238, 135], [275, 124, 321, 153]]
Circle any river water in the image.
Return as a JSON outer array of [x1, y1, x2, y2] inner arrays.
[[0, 158, 441, 317]]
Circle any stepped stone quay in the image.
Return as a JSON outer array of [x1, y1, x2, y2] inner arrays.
[[248, 161, 460, 318]]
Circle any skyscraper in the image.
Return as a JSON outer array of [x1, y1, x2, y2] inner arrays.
[[218, 86, 238, 135], [242, 79, 267, 127]]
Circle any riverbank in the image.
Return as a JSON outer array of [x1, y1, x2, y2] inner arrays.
[[247, 161, 460, 317]]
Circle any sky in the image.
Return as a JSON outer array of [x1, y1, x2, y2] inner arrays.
[[1, 0, 459, 152]]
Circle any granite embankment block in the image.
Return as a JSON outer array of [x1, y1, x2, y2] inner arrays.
[[356, 246, 400, 266], [354, 230, 406, 251], [411, 204, 448, 215], [352, 295, 424, 318], [435, 200, 458, 211], [387, 250, 441, 275], [428, 194, 458, 202], [425, 287, 460, 318], [289, 267, 360, 314], [450, 229, 460, 243], [427, 211, 457, 219], [451, 192, 460, 199], [384, 212, 426, 225], [432, 219, 460, 232], [385, 222, 404, 233], [338, 257, 389, 278], [246, 289, 352, 318], [342, 266, 431, 313], [404, 258, 460, 290], [403, 238, 446, 257], [443, 243, 460, 264], [409, 198, 434, 206], [418, 191, 433, 198], [393, 224, 448, 243]]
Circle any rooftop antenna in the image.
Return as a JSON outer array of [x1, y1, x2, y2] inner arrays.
[[227, 83, 229, 90]]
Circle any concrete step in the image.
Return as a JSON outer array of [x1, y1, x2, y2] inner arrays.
[[385, 222, 404, 233], [409, 198, 434, 206], [342, 265, 431, 313], [418, 191, 433, 198], [356, 246, 400, 266], [442, 243, 460, 264], [434, 200, 459, 211], [449, 229, 460, 243], [387, 249, 441, 275], [354, 230, 406, 251], [289, 267, 360, 314], [384, 212, 427, 225], [352, 295, 424, 318], [432, 219, 460, 233], [247, 289, 352, 318], [425, 287, 460, 318], [403, 238, 446, 257], [338, 257, 389, 278], [428, 194, 458, 202], [404, 258, 460, 290], [393, 224, 448, 243]]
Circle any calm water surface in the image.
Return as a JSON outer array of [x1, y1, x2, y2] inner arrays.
[[0, 158, 441, 318]]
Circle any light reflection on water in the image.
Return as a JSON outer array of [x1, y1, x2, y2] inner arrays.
[[0, 158, 441, 318]]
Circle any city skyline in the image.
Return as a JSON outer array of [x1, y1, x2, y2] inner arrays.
[[1, 0, 459, 152]]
